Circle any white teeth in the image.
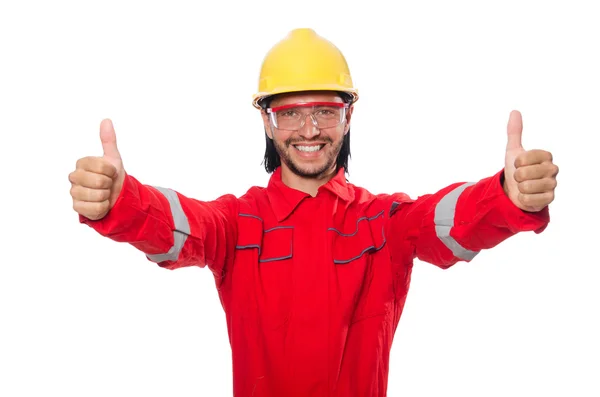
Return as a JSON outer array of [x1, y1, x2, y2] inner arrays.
[[296, 145, 322, 152]]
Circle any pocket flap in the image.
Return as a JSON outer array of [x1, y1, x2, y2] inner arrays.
[[329, 210, 386, 264], [235, 214, 294, 263], [235, 213, 263, 251], [260, 226, 294, 263]]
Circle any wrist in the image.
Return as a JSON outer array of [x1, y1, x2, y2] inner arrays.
[[500, 171, 509, 196]]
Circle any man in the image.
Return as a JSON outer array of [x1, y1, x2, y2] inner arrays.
[[69, 28, 559, 396]]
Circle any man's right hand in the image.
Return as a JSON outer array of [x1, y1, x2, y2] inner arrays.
[[69, 119, 126, 220]]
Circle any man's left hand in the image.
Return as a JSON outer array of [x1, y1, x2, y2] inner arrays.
[[503, 110, 559, 212]]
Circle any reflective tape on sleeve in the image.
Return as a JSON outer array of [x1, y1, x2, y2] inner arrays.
[[146, 186, 190, 263], [434, 182, 479, 261]]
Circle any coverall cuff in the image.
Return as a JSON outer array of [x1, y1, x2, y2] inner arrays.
[[493, 169, 550, 234], [78, 172, 140, 235]]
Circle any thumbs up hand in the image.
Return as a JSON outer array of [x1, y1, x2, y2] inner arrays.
[[503, 110, 559, 212], [69, 119, 126, 220]]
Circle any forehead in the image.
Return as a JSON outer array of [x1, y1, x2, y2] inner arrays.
[[269, 91, 344, 107]]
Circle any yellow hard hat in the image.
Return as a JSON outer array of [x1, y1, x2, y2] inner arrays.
[[252, 28, 359, 109]]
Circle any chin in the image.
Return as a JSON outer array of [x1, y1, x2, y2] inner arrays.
[[288, 159, 335, 178], [275, 142, 340, 178]]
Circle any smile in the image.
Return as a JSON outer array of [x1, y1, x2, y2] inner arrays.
[[292, 144, 325, 153]]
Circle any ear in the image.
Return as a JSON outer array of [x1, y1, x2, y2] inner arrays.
[[261, 110, 274, 139]]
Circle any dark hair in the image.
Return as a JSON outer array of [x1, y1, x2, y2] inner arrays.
[[260, 91, 353, 174]]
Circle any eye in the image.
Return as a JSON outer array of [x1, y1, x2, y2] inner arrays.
[[315, 108, 337, 117], [279, 110, 299, 118]]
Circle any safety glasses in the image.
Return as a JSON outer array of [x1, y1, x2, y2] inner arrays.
[[266, 102, 349, 130]]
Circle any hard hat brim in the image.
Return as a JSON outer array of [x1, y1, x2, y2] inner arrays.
[[253, 85, 359, 109]]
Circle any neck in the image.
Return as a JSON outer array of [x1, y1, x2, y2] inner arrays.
[[280, 163, 338, 197]]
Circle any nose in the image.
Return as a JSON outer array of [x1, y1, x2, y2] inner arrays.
[[298, 114, 320, 139]]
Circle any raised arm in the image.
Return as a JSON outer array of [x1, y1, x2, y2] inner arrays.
[[69, 119, 238, 283], [386, 171, 549, 269], [386, 110, 558, 269]]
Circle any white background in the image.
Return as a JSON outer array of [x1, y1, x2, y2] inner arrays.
[[1, 0, 598, 396]]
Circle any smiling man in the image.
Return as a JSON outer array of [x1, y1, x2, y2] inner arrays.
[[70, 28, 559, 396], [260, 90, 353, 194]]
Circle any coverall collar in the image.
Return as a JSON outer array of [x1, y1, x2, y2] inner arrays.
[[267, 166, 354, 222]]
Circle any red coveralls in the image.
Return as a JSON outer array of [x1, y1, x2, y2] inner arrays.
[[80, 166, 549, 396]]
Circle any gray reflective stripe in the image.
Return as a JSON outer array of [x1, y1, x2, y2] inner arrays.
[[146, 186, 190, 263], [434, 182, 479, 261]]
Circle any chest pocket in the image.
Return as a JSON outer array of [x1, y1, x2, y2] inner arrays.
[[328, 210, 391, 323], [235, 214, 294, 261], [329, 210, 386, 263], [234, 213, 294, 328]]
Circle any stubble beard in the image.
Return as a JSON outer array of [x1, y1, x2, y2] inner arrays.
[[274, 136, 343, 179]]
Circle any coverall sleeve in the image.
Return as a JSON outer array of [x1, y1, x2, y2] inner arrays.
[[386, 169, 550, 269], [79, 173, 238, 277]]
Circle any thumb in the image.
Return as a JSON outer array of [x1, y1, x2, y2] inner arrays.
[[100, 118, 122, 162], [506, 110, 524, 151]]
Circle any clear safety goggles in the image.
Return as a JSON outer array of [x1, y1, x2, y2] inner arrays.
[[266, 102, 349, 130]]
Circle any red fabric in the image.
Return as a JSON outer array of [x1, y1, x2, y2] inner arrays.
[[80, 167, 549, 396]]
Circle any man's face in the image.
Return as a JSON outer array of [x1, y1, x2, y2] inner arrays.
[[262, 91, 353, 179]]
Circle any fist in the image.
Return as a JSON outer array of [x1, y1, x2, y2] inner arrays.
[[503, 110, 559, 212], [69, 119, 125, 220]]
